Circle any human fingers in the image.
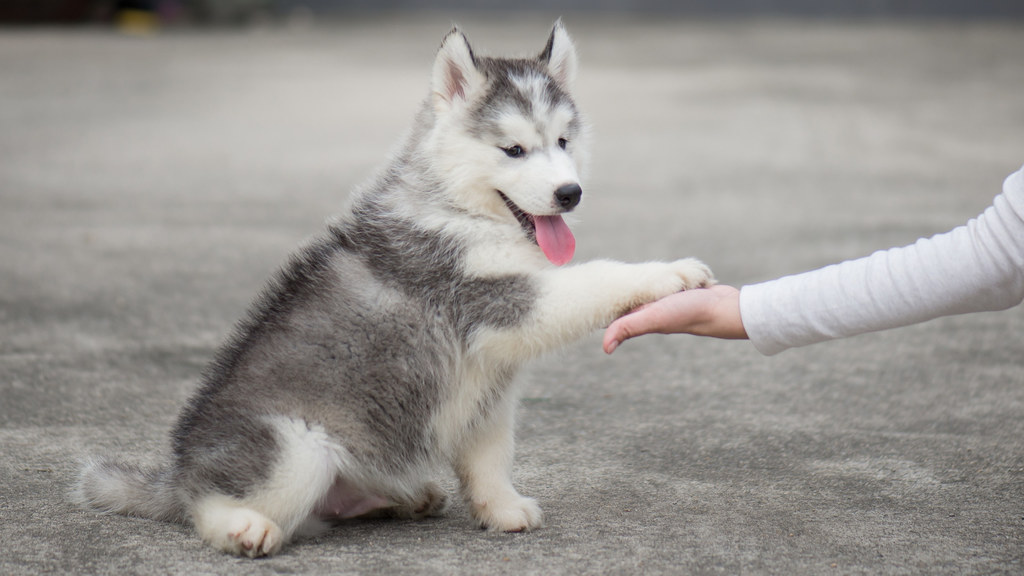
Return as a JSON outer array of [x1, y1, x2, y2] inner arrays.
[[602, 297, 683, 354]]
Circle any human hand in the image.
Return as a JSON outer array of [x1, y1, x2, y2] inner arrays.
[[602, 284, 747, 354]]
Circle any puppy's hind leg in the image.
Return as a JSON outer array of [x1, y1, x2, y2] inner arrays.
[[384, 481, 449, 520], [190, 417, 345, 557], [193, 496, 287, 558]]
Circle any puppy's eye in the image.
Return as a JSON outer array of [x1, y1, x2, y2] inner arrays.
[[502, 145, 525, 158], [557, 138, 568, 150]]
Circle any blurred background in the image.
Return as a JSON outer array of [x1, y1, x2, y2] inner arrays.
[[2, 0, 1024, 28], [3, 2, 1024, 574]]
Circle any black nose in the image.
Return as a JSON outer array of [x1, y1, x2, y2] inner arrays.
[[554, 183, 582, 210]]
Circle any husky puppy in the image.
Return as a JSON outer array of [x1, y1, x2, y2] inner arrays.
[[75, 22, 713, 557]]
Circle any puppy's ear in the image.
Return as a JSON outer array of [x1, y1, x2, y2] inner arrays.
[[539, 19, 577, 88], [432, 27, 482, 110]]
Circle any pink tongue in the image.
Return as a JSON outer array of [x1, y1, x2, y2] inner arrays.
[[534, 215, 576, 266]]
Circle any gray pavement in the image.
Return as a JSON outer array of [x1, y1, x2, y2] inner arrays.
[[2, 15, 1023, 575]]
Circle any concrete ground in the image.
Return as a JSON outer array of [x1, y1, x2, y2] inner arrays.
[[2, 14, 1023, 575]]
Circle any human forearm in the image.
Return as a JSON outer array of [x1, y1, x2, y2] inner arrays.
[[742, 169, 1024, 355]]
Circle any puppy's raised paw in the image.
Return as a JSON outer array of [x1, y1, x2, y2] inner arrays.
[[671, 257, 715, 290], [628, 258, 716, 308]]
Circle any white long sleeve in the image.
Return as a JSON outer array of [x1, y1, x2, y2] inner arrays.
[[740, 166, 1024, 356]]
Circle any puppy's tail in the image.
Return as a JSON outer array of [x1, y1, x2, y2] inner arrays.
[[73, 457, 185, 523]]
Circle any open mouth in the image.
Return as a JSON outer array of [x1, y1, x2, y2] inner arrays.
[[496, 190, 576, 266], [497, 191, 537, 242]]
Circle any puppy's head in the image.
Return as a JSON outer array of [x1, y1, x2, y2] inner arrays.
[[428, 21, 589, 265]]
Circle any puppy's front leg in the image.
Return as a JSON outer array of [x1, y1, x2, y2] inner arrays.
[[517, 258, 713, 355], [454, 395, 542, 532]]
